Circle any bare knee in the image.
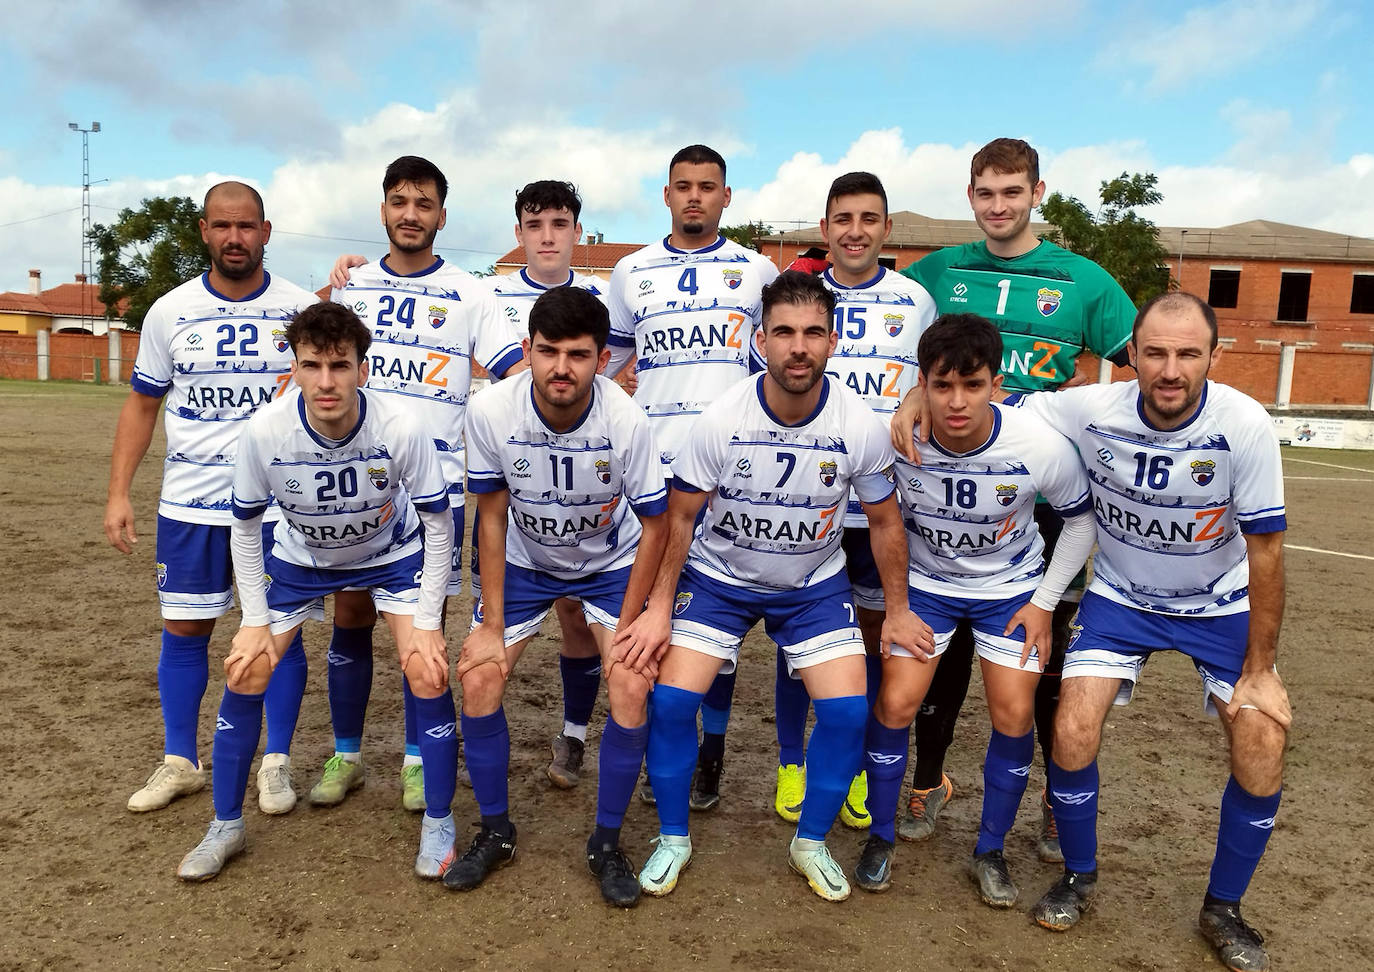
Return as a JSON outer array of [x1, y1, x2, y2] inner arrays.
[[333, 591, 377, 629], [460, 663, 507, 716], [1051, 699, 1105, 770], [165, 619, 215, 638], [987, 695, 1035, 737], [555, 601, 598, 657], [227, 653, 273, 695], [875, 680, 922, 728], [1229, 710, 1287, 795], [606, 663, 649, 725]]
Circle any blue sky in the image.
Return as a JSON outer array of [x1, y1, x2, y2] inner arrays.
[[1, 0, 1370, 294]]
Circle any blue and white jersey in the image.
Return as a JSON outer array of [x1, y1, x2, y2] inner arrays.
[[466, 372, 667, 578], [607, 236, 780, 468], [1017, 381, 1286, 617], [232, 389, 450, 569], [331, 256, 523, 505], [672, 374, 896, 593], [895, 403, 1092, 598], [486, 267, 606, 344], [131, 272, 317, 525]]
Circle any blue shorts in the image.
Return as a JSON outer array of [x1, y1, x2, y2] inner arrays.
[[265, 549, 426, 635], [841, 528, 883, 611], [669, 566, 864, 676], [906, 586, 1039, 671], [155, 515, 273, 621], [1063, 592, 1249, 714], [472, 564, 630, 646]]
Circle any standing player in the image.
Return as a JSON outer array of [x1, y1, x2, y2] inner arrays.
[[441, 287, 666, 907], [321, 157, 523, 813], [856, 315, 1094, 899], [605, 144, 780, 811], [618, 271, 932, 902], [762, 171, 937, 829], [892, 138, 1136, 854], [106, 181, 316, 817], [177, 302, 460, 881]]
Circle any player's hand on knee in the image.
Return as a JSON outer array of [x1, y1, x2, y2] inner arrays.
[[1005, 603, 1052, 671], [226, 625, 274, 686], [882, 607, 935, 661], [328, 254, 367, 289], [404, 626, 450, 692], [611, 609, 670, 675], [1226, 668, 1291, 730], [456, 624, 509, 680], [889, 380, 929, 462], [104, 498, 137, 553]]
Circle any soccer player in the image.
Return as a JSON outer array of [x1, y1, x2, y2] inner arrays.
[[855, 314, 1094, 900], [619, 271, 932, 902], [177, 301, 459, 882], [892, 138, 1137, 854], [441, 287, 666, 907], [605, 144, 780, 811], [106, 181, 316, 817], [762, 172, 937, 830], [322, 157, 523, 813]]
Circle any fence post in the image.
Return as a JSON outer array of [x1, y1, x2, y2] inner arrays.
[[1098, 356, 1114, 384], [108, 329, 121, 385], [36, 329, 50, 381], [1275, 343, 1296, 409]]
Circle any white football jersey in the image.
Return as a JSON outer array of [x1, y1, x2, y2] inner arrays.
[[232, 389, 449, 569], [607, 236, 780, 467], [331, 257, 523, 505], [466, 372, 666, 577], [672, 374, 897, 592], [895, 403, 1092, 598], [486, 267, 606, 344], [1018, 381, 1286, 616], [131, 272, 318, 525]]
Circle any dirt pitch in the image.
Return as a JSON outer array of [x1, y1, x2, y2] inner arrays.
[[1, 379, 1371, 972]]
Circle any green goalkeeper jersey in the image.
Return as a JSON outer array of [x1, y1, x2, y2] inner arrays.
[[902, 239, 1135, 393]]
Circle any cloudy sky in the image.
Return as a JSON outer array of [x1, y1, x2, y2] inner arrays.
[[1, 0, 1370, 293]]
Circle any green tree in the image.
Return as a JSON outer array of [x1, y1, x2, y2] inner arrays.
[[1039, 172, 1171, 305], [721, 220, 774, 252], [90, 196, 208, 330]]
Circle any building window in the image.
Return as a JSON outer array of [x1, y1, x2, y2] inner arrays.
[[878, 256, 896, 270], [1208, 269, 1240, 309], [1276, 272, 1311, 322], [1352, 275, 1374, 314]]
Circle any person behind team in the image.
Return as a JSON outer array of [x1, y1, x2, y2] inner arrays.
[[441, 287, 666, 907], [855, 314, 1095, 900], [617, 271, 932, 902], [891, 138, 1137, 855], [605, 144, 781, 812], [177, 302, 461, 882], [106, 181, 316, 817], [318, 157, 523, 814], [895, 292, 1289, 970], [762, 171, 938, 830]]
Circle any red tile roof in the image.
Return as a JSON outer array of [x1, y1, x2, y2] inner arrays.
[[493, 242, 644, 272], [0, 279, 115, 317]]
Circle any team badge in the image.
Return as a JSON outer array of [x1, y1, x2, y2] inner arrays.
[[155, 562, 167, 589], [186, 332, 202, 346], [595, 459, 612, 484], [881, 465, 896, 483], [353, 301, 367, 314], [884, 313, 905, 337], [428, 304, 448, 329], [367, 465, 389, 489], [673, 591, 693, 616], [263, 572, 273, 592], [272, 328, 289, 353], [722, 269, 743, 290], [1036, 288, 1062, 317], [818, 460, 838, 487], [473, 598, 484, 624], [1190, 459, 1216, 486], [996, 483, 1019, 507]]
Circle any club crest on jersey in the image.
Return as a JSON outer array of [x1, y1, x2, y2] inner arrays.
[[271, 328, 289, 353], [881, 465, 896, 483], [353, 301, 367, 314], [367, 465, 389, 489], [263, 572, 273, 592], [474, 597, 484, 623], [996, 483, 1019, 507], [818, 460, 838, 487], [595, 459, 612, 484], [156, 562, 167, 588], [722, 269, 743, 290], [1037, 288, 1062, 317], [673, 591, 693, 616], [1190, 459, 1216, 486], [428, 304, 449, 329], [884, 313, 905, 337]]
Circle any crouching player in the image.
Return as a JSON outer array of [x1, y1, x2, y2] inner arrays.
[[856, 314, 1095, 899], [442, 287, 667, 908], [177, 302, 460, 881], [619, 271, 932, 902]]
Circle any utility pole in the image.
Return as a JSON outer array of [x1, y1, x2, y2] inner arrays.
[[68, 121, 101, 331]]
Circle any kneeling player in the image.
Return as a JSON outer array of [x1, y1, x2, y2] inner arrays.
[[618, 271, 932, 903], [177, 302, 459, 882], [442, 287, 666, 907], [856, 315, 1094, 899]]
